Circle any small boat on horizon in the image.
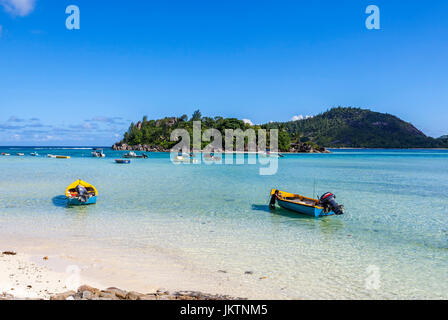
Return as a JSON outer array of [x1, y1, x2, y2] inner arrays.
[[16, 153, 25, 156], [1, 153, 11, 156], [65, 179, 98, 206], [269, 189, 344, 217], [115, 159, 131, 164], [92, 149, 106, 158], [30, 152, 39, 156], [123, 151, 148, 159], [48, 154, 70, 159]]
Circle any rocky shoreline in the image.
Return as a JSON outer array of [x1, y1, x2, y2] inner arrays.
[[112, 142, 330, 153], [112, 143, 169, 152], [1, 285, 244, 301], [1, 250, 247, 301]]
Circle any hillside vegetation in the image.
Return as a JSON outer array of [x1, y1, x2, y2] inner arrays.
[[114, 107, 447, 151], [265, 107, 446, 148], [115, 110, 294, 152]]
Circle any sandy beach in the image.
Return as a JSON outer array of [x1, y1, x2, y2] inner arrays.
[[0, 250, 243, 300], [0, 251, 75, 299], [0, 237, 267, 300], [0, 248, 245, 300]]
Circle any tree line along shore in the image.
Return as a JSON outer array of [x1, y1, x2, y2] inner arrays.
[[113, 107, 447, 153]]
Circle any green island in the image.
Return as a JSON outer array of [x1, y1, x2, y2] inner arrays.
[[113, 107, 448, 152]]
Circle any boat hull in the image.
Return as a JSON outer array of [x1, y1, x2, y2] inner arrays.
[[67, 196, 97, 206], [115, 159, 131, 164], [276, 198, 334, 217], [271, 189, 336, 217]]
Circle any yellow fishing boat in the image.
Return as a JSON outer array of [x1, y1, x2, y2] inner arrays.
[[65, 179, 98, 205], [269, 189, 344, 217], [48, 154, 70, 159]]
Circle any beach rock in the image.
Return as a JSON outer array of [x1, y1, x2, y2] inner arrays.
[[139, 294, 158, 300], [2, 251, 17, 255], [104, 287, 127, 299], [82, 291, 93, 299], [98, 292, 120, 300], [125, 291, 143, 300], [78, 285, 101, 296], [174, 295, 196, 300], [50, 291, 76, 300], [49, 285, 245, 301], [156, 288, 169, 295]]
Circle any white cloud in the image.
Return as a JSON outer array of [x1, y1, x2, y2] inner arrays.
[[291, 115, 304, 121], [242, 119, 254, 126], [291, 115, 313, 121], [8, 116, 25, 122], [0, 0, 36, 17]]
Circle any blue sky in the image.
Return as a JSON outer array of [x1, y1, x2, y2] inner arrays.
[[0, 0, 447, 146]]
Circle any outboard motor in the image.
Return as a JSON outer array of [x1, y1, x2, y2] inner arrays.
[[269, 190, 279, 209], [75, 184, 89, 203], [319, 192, 344, 215]]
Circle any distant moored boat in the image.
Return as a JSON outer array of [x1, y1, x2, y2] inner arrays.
[[48, 154, 70, 159], [123, 151, 148, 159], [92, 149, 106, 157], [115, 159, 131, 164]]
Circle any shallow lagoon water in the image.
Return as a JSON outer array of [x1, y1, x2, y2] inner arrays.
[[0, 148, 447, 299]]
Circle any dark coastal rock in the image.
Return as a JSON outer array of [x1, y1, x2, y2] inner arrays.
[[112, 142, 168, 152], [289, 142, 330, 153]]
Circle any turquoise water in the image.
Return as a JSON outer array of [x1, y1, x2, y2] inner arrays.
[[0, 148, 448, 299]]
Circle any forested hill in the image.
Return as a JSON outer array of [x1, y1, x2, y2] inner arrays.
[[114, 110, 298, 152], [264, 107, 447, 148], [114, 108, 447, 151]]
